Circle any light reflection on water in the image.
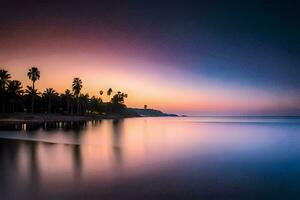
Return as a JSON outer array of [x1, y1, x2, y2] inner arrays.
[[0, 117, 300, 199]]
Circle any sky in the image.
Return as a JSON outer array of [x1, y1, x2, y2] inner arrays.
[[0, 0, 299, 115]]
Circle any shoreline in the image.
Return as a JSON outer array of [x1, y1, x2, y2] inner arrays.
[[0, 113, 140, 124]]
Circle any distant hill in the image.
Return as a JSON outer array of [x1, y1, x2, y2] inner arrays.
[[125, 108, 178, 117]]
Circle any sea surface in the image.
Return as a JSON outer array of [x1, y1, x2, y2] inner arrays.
[[0, 116, 300, 199]]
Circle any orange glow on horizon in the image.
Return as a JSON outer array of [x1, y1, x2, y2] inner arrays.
[[1, 26, 299, 115]]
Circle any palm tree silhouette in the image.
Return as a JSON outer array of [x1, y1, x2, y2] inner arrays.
[[79, 93, 89, 115], [27, 67, 40, 113], [63, 89, 73, 114], [7, 80, 23, 113], [42, 88, 58, 113], [107, 88, 113, 101], [0, 69, 132, 116], [72, 78, 83, 115], [111, 91, 128, 104], [25, 86, 39, 113], [0, 69, 11, 113], [25, 86, 39, 96], [90, 96, 102, 113]]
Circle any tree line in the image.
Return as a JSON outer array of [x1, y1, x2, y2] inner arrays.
[[0, 67, 128, 115]]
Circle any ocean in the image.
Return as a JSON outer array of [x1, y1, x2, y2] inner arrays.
[[0, 116, 300, 199]]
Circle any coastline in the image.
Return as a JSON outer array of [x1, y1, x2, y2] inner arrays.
[[0, 113, 139, 124], [0, 108, 178, 130], [0, 109, 179, 125]]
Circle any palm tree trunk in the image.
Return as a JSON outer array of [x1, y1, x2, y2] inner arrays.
[[2, 94, 5, 113], [77, 97, 80, 115], [12, 102, 15, 113], [48, 99, 51, 113], [31, 96, 34, 113], [31, 81, 35, 113], [21, 100, 24, 113], [67, 101, 70, 114]]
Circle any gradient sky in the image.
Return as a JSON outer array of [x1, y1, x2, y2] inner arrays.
[[1, 1, 299, 115]]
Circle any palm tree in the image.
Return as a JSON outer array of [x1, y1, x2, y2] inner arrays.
[[111, 91, 128, 112], [107, 88, 113, 101], [7, 80, 23, 113], [0, 69, 11, 90], [27, 67, 40, 113], [42, 88, 58, 113], [79, 93, 89, 115], [90, 96, 102, 113], [111, 91, 127, 105], [120, 92, 128, 104], [25, 86, 38, 96], [0, 69, 11, 113], [72, 78, 83, 115], [62, 89, 73, 114], [25, 86, 39, 112]]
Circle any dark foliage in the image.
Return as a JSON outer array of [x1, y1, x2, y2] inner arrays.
[[0, 68, 128, 115]]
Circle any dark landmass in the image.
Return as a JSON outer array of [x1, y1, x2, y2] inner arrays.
[[126, 108, 178, 117], [0, 113, 121, 123], [0, 108, 177, 125]]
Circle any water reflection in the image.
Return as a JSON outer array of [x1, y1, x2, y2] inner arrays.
[[28, 141, 40, 197], [72, 145, 82, 179], [0, 117, 300, 199], [112, 119, 124, 172], [0, 121, 90, 132]]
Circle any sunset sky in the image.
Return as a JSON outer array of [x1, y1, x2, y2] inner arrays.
[[1, 1, 299, 115]]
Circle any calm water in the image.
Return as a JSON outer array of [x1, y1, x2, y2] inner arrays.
[[1, 117, 300, 199]]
